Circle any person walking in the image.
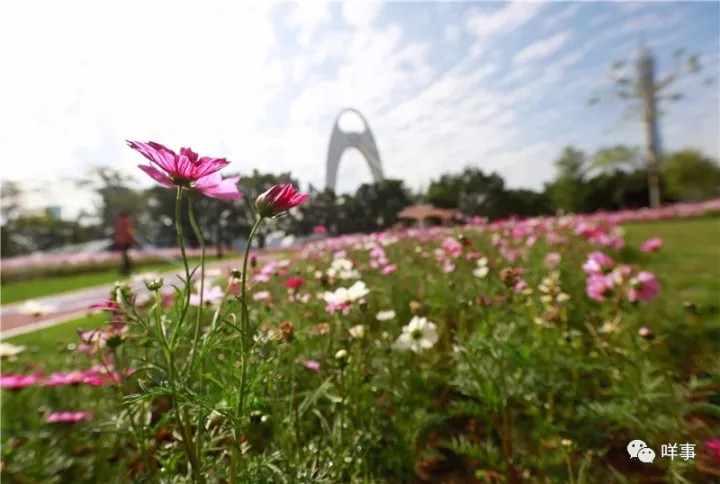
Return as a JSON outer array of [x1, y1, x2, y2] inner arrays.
[[114, 210, 135, 275]]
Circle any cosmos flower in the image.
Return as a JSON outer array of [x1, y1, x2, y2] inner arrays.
[[254, 184, 308, 218], [45, 411, 93, 424], [582, 251, 614, 275], [18, 300, 56, 317], [0, 343, 26, 358], [627, 271, 660, 303], [1, 374, 41, 390], [189, 286, 225, 306], [301, 360, 321, 372], [393, 316, 439, 353], [641, 237, 663, 252], [376, 310, 396, 321], [128, 141, 242, 200]]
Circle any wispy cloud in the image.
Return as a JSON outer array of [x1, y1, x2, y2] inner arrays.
[[513, 31, 572, 65]]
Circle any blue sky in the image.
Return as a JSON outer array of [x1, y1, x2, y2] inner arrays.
[[1, 1, 718, 216]]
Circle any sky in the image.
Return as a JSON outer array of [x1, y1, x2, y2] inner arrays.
[[1, 0, 718, 218]]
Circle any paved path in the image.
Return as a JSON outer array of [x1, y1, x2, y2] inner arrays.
[[1, 251, 282, 338]]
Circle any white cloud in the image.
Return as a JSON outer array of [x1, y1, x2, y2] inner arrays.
[[342, 0, 383, 28], [445, 24, 461, 43], [544, 4, 583, 31], [287, 1, 332, 47], [466, 1, 546, 38], [513, 31, 571, 65]]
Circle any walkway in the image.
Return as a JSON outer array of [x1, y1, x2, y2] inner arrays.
[[1, 252, 280, 338]]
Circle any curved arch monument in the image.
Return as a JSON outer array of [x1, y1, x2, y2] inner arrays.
[[325, 108, 384, 191]]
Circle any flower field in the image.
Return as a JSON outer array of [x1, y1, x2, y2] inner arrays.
[[2, 197, 720, 482]]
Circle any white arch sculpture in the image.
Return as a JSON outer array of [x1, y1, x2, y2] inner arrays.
[[325, 108, 384, 192]]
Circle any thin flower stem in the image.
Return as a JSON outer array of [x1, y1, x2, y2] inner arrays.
[[174, 187, 192, 348], [187, 199, 206, 374], [231, 215, 264, 481]]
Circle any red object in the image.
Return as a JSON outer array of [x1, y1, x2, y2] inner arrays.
[[114, 215, 134, 245], [285, 276, 306, 290], [254, 184, 309, 218]]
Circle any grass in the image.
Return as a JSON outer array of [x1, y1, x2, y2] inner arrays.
[[8, 217, 717, 359], [0, 256, 230, 305], [622, 217, 720, 306], [4, 313, 107, 371]]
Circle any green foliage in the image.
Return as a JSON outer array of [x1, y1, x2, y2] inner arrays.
[[662, 149, 720, 202], [2, 215, 718, 482]]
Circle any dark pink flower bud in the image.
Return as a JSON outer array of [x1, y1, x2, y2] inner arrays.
[[254, 184, 308, 218]]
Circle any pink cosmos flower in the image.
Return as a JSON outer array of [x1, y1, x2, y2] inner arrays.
[[285, 276, 306, 290], [127, 141, 242, 200], [45, 411, 93, 424], [252, 290, 271, 301], [254, 184, 309, 218], [43, 371, 105, 387], [627, 271, 660, 303], [544, 252, 562, 269], [301, 360, 320, 372], [641, 237, 663, 252], [189, 285, 225, 306], [582, 251, 614, 275], [313, 225, 327, 234], [89, 301, 119, 311], [443, 261, 456, 273], [638, 326, 654, 339], [1, 374, 41, 390], [381, 264, 397, 275], [705, 438, 720, 461], [586, 274, 614, 302]]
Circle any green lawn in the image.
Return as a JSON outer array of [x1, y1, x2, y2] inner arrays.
[[622, 217, 720, 306], [4, 313, 107, 371], [0, 256, 229, 305]]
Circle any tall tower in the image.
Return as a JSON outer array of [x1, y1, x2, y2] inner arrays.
[[636, 45, 663, 208], [326, 108, 384, 192]]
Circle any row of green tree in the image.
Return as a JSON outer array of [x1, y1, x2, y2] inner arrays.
[[2, 147, 718, 258]]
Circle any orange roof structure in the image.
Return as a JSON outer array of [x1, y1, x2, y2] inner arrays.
[[396, 204, 459, 225]]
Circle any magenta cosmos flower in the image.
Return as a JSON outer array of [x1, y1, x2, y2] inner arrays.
[[45, 411, 93, 424], [586, 274, 614, 302], [127, 141, 242, 200], [1, 374, 42, 390], [254, 184, 309, 218], [43, 371, 105, 387], [641, 237, 663, 253], [582, 251, 614, 275], [627, 271, 660, 302]]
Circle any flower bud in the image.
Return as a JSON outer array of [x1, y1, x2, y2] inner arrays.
[[254, 184, 309, 218], [334, 349, 349, 368], [145, 278, 164, 292]]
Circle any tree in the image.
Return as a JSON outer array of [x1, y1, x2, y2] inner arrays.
[[427, 167, 506, 218], [590, 45, 708, 208], [591, 145, 643, 173], [662, 149, 720, 201], [545, 147, 588, 213]]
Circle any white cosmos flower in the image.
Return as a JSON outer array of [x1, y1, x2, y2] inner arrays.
[[473, 266, 489, 278], [0, 343, 26, 358], [189, 286, 225, 306], [376, 310, 396, 321], [323, 281, 369, 305], [18, 300, 56, 316], [348, 324, 365, 338], [327, 258, 360, 280], [393, 316, 439, 353]]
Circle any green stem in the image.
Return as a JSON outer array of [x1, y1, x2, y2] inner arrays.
[[231, 215, 264, 480], [174, 187, 192, 347], [240, 217, 264, 346], [187, 199, 206, 373]]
